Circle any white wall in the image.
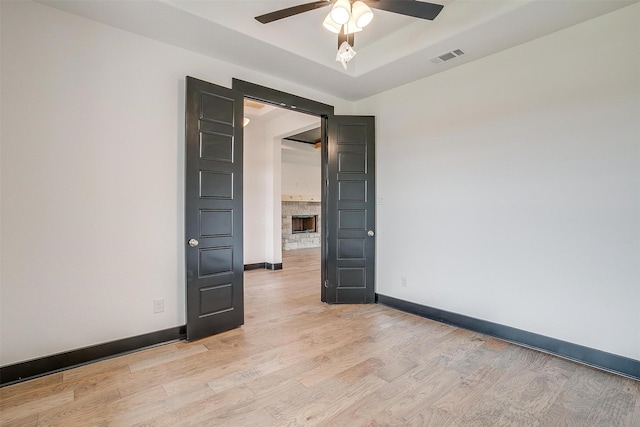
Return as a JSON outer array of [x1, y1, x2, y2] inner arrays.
[[356, 4, 640, 360], [0, 1, 349, 366], [282, 149, 322, 198], [243, 120, 268, 265]]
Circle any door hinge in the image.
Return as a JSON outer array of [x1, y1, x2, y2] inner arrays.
[[325, 179, 329, 187], [324, 279, 329, 288]]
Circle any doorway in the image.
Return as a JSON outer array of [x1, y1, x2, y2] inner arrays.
[[185, 77, 376, 340], [232, 78, 333, 302], [233, 79, 377, 305], [242, 98, 322, 274]]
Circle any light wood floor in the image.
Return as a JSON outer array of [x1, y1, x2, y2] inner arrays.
[[1, 248, 639, 426]]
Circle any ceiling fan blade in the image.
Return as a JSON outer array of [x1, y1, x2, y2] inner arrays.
[[255, 1, 331, 24], [368, 0, 444, 21]]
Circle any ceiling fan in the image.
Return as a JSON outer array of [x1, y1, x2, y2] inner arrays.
[[255, 0, 444, 68]]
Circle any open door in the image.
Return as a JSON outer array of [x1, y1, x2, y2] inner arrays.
[[185, 76, 244, 341], [325, 115, 376, 303]]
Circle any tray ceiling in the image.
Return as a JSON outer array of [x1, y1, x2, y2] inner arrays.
[[39, 0, 637, 101]]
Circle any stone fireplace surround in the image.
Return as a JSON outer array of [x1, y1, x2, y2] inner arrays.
[[282, 200, 321, 250]]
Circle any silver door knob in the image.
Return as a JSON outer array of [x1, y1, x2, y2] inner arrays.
[[368, 230, 375, 237], [188, 239, 199, 247]]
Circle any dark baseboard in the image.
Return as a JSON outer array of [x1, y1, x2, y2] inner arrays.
[[376, 294, 640, 381], [7, 296, 635, 388], [0, 326, 186, 387], [244, 262, 283, 271], [266, 262, 283, 271]]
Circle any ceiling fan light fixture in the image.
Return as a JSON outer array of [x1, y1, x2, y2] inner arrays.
[[322, 12, 342, 33], [330, 0, 351, 25], [336, 41, 356, 70], [351, 1, 373, 28]]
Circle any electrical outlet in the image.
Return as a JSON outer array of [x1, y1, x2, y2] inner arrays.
[[401, 277, 408, 288], [153, 298, 164, 314]]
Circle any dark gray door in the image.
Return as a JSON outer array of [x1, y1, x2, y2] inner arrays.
[[185, 76, 243, 340], [325, 116, 376, 303]]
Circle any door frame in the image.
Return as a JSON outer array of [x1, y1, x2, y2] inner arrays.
[[232, 79, 334, 301]]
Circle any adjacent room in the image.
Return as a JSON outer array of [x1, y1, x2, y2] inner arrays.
[[1, 0, 638, 424], [242, 98, 322, 273]]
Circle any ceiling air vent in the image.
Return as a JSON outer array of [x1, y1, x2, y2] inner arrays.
[[430, 49, 465, 64]]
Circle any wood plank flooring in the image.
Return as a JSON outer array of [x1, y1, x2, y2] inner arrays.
[[1, 247, 639, 426]]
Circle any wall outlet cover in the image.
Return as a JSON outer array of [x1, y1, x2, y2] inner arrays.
[[153, 298, 164, 313]]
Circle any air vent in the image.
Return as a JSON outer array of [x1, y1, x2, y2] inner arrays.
[[430, 48, 466, 64]]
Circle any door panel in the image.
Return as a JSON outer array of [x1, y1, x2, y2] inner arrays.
[[185, 76, 243, 341], [326, 116, 375, 303]]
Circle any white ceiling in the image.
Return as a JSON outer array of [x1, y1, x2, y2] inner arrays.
[[39, 0, 637, 101]]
